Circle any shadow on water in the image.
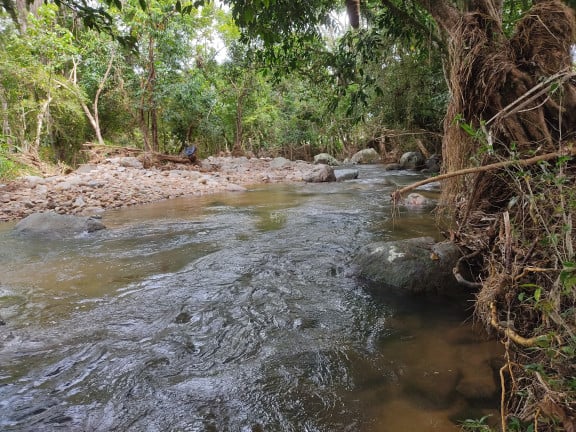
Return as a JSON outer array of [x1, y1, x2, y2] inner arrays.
[[0, 165, 501, 431]]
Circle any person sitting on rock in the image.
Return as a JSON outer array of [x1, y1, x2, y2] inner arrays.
[[183, 145, 197, 164]]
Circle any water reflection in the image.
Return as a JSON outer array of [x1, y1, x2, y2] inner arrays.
[[0, 165, 500, 431]]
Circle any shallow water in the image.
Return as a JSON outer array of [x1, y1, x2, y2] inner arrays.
[[0, 165, 500, 431]]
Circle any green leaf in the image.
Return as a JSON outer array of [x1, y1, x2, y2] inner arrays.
[[459, 121, 476, 137], [175, 0, 181, 12], [519, 283, 541, 290], [138, 0, 147, 11], [534, 287, 542, 302]]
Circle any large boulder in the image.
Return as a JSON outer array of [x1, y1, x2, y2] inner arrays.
[[399, 151, 425, 170], [303, 164, 336, 183], [350, 148, 380, 164], [13, 212, 106, 238], [353, 237, 462, 296], [334, 168, 359, 182], [313, 153, 340, 166]]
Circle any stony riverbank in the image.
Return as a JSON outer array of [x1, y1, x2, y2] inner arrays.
[[0, 156, 330, 223]]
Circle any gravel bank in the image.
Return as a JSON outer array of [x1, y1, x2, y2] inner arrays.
[[0, 156, 324, 222]]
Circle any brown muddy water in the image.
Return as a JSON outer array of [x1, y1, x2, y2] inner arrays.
[[0, 165, 502, 431]]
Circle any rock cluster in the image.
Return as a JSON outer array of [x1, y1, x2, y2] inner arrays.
[[0, 156, 332, 222]]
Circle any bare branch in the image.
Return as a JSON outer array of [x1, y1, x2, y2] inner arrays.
[[391, 147, 576, 201]]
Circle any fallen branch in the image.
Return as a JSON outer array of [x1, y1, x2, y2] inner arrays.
[[391, 147, 576, 202]]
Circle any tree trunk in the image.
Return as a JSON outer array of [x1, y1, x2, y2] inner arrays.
[[65, 54, 114, 146], [0, 84, 12, 151], [234, 98, 243, 153], [33, 95, 52, 154], [1, 0, 43, 33], [148, 34, 159, 152], [413, 0, 576, 213]]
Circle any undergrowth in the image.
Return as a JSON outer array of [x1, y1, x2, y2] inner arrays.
[[453, 125, 576, 431]]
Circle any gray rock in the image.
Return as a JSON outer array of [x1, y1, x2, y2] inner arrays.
[[399, 152, 425, 170], [75, 164, 99, 174], [350, 148, 380, 164], [13, 212, 106, 238], [22, 175, 46, 186], [353, 237, 462, 296], [270, 157, 292, 169], [73, 196, 86, 208], [303, 164, 336, 183], [402, 193, 436, 209], [334, 169, 359, 181], [313, 153, 340, 166], [109, 157, 143, 169], [423, 154, 441, 173]]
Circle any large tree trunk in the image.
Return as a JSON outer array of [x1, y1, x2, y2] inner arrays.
[[413, 0, 576, 215], [406, 2, 576, 429], [1, 0, 43, 33]]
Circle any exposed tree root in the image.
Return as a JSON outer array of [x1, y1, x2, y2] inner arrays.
[[489, 302, 544, 347]]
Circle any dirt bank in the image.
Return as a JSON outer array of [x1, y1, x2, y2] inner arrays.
[[0, 156, 322, 223]]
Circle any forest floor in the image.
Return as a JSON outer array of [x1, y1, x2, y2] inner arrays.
[[0, 155, 320, 223]]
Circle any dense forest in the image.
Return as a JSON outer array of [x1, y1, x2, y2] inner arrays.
[[1, 0, 575, 431], [0, 0, 446, 176]]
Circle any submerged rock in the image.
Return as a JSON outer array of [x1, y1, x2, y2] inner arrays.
[[402, 193, 436, 209], [13, 212, 106, 238], [353, 237, 462, 296]]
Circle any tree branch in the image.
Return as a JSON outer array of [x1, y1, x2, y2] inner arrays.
[[391, 147, 576, 202], [380, 0, 446, 51], [414, 0, 462, 37]]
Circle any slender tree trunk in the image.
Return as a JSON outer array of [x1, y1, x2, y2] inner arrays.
[[234, 97, 243, 152], [0, 84, 13, 151], [33, 95, 52, 153], [138, 97, 151, 151], [231, 80, 249, 154], [91, 53, 115, 146], [65, 54, 115, 146], [148, 34, 159, 152]]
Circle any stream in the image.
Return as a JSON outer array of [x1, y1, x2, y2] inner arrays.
[[0, 165, 500, 431]]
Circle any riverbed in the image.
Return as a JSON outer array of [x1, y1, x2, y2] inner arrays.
[[0, 165, 500, 431]]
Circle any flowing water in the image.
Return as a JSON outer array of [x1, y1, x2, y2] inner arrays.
[[0, 165, 500, 431]]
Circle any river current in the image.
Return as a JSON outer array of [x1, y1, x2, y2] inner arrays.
[[0, 165, 499, 431]]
